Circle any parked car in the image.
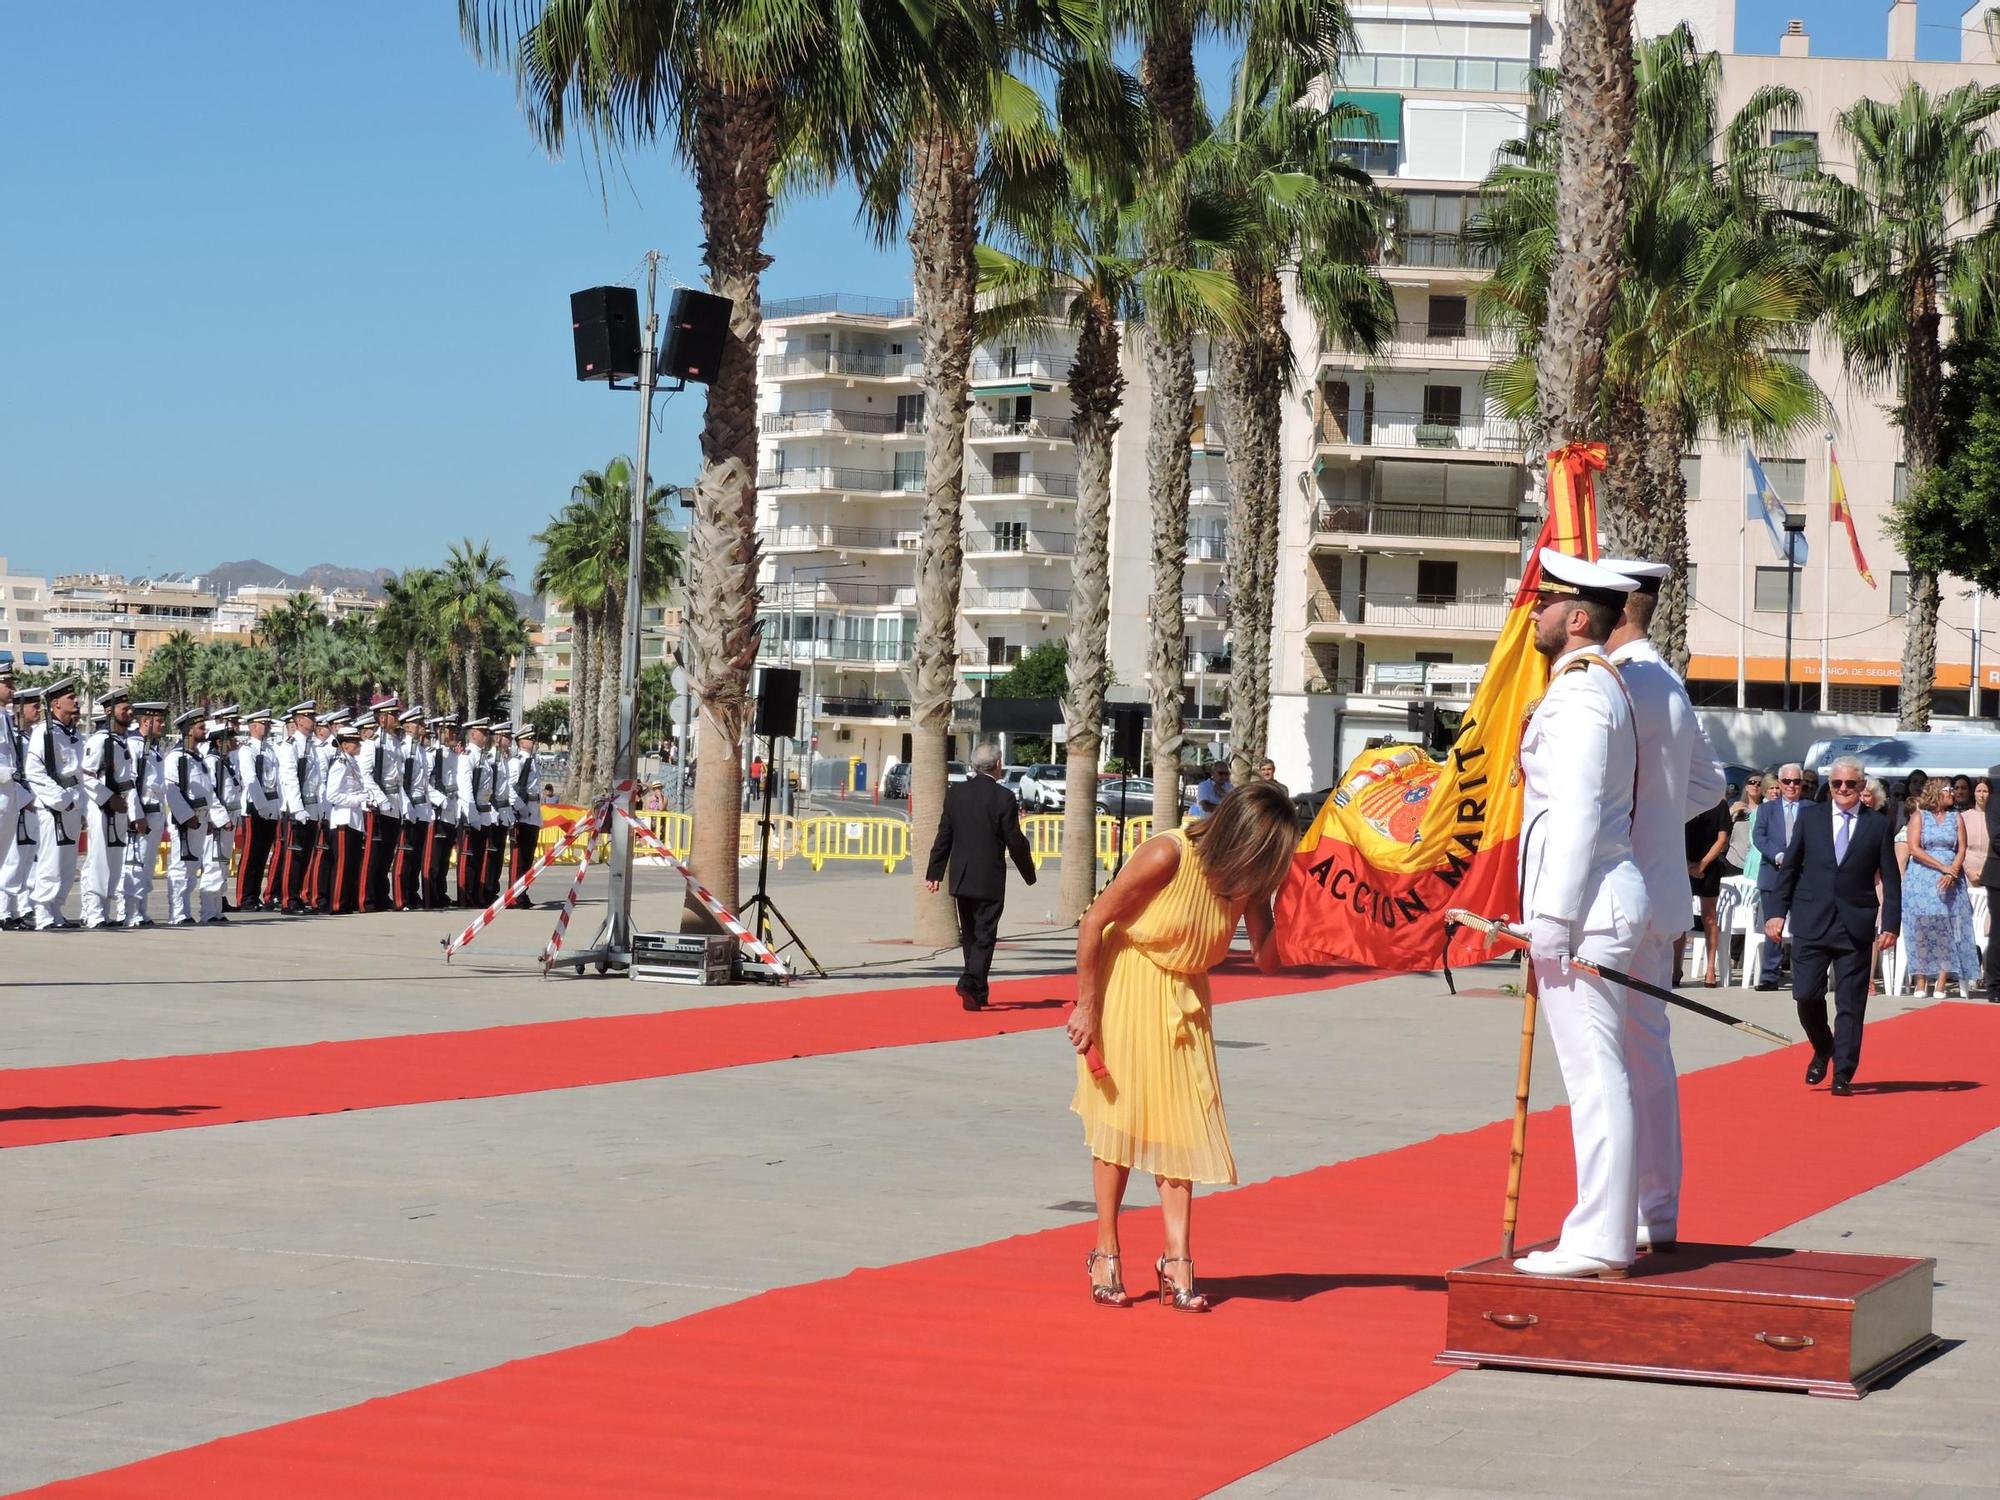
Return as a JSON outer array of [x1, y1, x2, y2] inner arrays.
[[1018, 763, 1067, 809], [881, 762, 911, 800], [947, 760, 972, 784], [1001, 766, 1030, 798], [1095, 777, 1156, 819]]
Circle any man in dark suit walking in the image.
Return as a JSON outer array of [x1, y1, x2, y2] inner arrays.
[[1763, 756, 1900, 1095], [925, 742, 1037, 1010], [1751, 762, 1807, 988]]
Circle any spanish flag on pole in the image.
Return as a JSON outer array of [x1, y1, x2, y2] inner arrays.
[[1828, 444, 1877, 588], [1274, 444, 1605, 971]]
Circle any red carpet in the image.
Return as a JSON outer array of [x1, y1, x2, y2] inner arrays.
[[19, 1002, 1996, 1499], [0, 963, 1367, 1150]]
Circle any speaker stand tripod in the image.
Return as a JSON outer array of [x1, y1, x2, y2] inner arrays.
[[737, 733, 826, 977]]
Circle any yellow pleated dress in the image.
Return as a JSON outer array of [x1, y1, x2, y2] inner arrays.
[[1071, 827, 1241, 1185]]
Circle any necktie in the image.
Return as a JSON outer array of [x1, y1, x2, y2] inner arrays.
[[1835, 810, 1850, 863], [1785, 802, 1796, 841]]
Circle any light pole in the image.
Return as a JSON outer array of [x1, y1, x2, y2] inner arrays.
[[1782, 512, 1806, 712]]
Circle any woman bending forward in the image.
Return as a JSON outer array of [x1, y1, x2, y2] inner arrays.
[[1067, 781, 1296, 1311]]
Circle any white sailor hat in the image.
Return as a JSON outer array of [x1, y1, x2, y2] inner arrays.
[[42, 676, 78, 703], [371, 693, 400, 716], [398, 705, 423, 724], [212, 702, 240, 721], [288, 699, 317, 718], [15, 686, 44, 705], [463, 717, 490, 731], [174, 706, 205, 730], [247, 707, 275, 724], [1534, 549, 1638, 610], [1597, 556, 1672, 597], [515, 724, 538, 742], [133, 700, 168, 714], [100, 688, 131, 708], [335, 724, 362, 743]]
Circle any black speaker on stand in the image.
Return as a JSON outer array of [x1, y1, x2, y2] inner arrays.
[[663, 288, 733, 384], [570, 286, 642, 381], [741, 666, 822, 975]]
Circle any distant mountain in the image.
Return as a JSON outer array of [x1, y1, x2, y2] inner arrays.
[[203, 559, 541, 620]]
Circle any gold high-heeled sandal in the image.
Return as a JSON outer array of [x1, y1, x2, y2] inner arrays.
[[1086, 1250, 1130, 1307], [1155, 1255, 1210, 1312]]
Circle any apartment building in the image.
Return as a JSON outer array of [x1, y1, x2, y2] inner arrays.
[[0, 557, 54, 673], [1270, 0, 1547, 782], [212, 584, 383, 637], [532, 594, 684, 709], [45, 573, 220, 689]]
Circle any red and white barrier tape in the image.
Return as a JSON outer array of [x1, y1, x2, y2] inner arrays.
[[539, 819, 603, 971], [442, 805, 603, 961], [615, 806, 789, 976]]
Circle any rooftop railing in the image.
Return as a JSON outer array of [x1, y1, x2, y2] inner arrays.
[[760, 293, 918, 320]]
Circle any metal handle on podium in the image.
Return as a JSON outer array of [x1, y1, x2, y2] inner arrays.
[[1755, 1332, 1815, 1350], [1483, 1311, 1538, 1328]]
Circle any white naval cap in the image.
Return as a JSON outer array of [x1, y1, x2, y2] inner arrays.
[[1597, 556, 1672, 596], [1535, 548, 1639, 609]]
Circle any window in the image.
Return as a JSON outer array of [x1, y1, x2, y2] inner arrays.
[[1754, 567, 1803, 612], [1681, 454, 1701, 497], [120, 660, 135, 675], [1426, 295, 1468, 337], [1890, 571, 1910, 614], [1759, 457, 1806, 504], [989, 451, 1022, 492], [1415, 560, 1459, 602], [893, 450, 925, 489], [997, 345, 1019, 377], [121, 631, 137, 647], [895, 393, 925, 432], [1685, 564, 1698, 599], [1894, 462, 1908, 504], [1414, 650, 1452, 665], [1334, 139, 1399, 176], [1421, 385, 1464, 427], [1773, 130, 1819, 177], [993, 521, 1027, 552], [12, 587, 36, 601]]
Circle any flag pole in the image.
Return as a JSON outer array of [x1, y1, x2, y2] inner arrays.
[[1821, 437, 1832, 707], [1737, 452, 1748, 709]]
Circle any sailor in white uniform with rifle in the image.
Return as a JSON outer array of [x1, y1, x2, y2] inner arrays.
[[25, 678, 87, 931], [1516, 550, 1651, 1279], [1599, 556, 1727, 1254], [124, 701, 168, 927], [79, 690, 137, 929]]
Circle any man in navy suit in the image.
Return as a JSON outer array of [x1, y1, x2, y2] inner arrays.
[[1763, 756, 1900, 1094], [1751, 762, 1808, 988]]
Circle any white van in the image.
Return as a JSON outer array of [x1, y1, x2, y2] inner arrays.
[[1802, 731, 2000, 789]]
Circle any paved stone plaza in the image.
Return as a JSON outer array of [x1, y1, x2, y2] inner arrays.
[[1, 858, 1994, 1495]]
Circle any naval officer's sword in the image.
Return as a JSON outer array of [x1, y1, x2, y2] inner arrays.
[[1443, 908, 1794, 1047]]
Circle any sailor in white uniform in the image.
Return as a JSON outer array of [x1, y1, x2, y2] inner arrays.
[[1515, 550, 1651, 1279], [79, 690, 137, 928], [0, 667, 33, 929], [276, 701, 322, 915], [25, 678, 88, 930], [162, 709, 214, 926], [123, 702, 169, 927], [1599, 556, 1728, 1253]]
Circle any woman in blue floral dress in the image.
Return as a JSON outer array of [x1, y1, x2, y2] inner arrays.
[[1901, 779, 1979, 996]]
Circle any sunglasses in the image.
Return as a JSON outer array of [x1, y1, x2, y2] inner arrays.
[[1828, 778, 1861, 789], [1779, 778, 1803, 785]]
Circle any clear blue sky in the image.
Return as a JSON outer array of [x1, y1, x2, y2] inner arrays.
[[1, 2, 1978, 587]]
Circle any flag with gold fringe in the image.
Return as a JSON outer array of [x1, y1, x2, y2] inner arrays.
[[1828, 444, 1877, 588], [1274, 443, 1606, 971]]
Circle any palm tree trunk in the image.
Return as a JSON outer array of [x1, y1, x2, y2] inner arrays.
[[1142, 14, 1199, 829], [685, 79, 779, 914], [1537, 0, 1638, 444], [464, 629, 481, 720], [1897, 310, 1946, 730], [1060, 304, 1123, 924], [1598, 381, 1651, 555], [908, 114, 979, 947], [1641, 401, 1693, 675], [405, 646, 420, 709], [569, 606, 594, 801], [596, 595, 623, 801], [1215, 272, 1286, 781]]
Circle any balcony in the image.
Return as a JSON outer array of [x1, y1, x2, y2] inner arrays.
[[968, 413, 1077, 442], [970, 354, 1067, 385], [962, 586, 1070, 615], [1381, 234, 1498, 273], [816, 581, 918, 610], [1186, 650, 1233, 676], [758, 524, 918, 554], [818, 695, 912, 722], [963, 470, 1079, 499], [1361, 661, 1487, 698], [760, 409, 925, 438], [1189, 478, 1232, 507], [1319, 321, 1516, 368], [1335, 52, 1531, 95], [964, 527, 1074, 559], [759, 637, 914, 667], [1312, 409, 1527, 460], [963, 644, 1026, 676], [760, 293, 917, 321], [759, 350, 923, 380], [1310, 503, 1527, 553], [1181, 593, 1226, 622], [757, 465, 925, 494], [1185, 535, 1227, 564], [1307, 592, 1511, 637]]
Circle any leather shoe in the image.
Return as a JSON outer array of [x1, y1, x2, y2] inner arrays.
[[1805, 1052, 1831, 1086], [1831, 1075, 1854, 1096], [1753, 981, 1780, 992], [1636, 1226, 1677, 1254], [1512, 1248, 1629, 1279], [956, 981, 986, 1011]]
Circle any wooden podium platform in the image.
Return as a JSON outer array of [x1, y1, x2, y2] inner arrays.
[[1438, 1242, 1939, 1398]]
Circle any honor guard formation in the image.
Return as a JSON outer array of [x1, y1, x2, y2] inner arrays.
[[0, 672, 544, 930]]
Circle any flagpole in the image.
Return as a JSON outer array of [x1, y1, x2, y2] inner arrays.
[[1821, 437, 1832, 708], [1737, 453, 1748, 710]]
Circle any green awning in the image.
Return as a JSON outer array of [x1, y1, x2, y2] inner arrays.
[[972, 379, 1054, 396], [1330, 90, 1402, 143]]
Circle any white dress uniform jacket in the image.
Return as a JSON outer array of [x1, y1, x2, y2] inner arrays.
[[430, 742, 459, 825], [1519, 644, 1650, 1267], [358, 733, 403, 814], [457, 746, 493, 828], [311, 733, 338, 818], [0, 707, 31, 919], [162, 744, 214, 924], [507, 750, 543, 828], [123, 729, 165, 924], [280, 731, 319, 822], [25, 715, 86, 927], [79, 723, 133, 926], [325, 750, 368, 830], [237, 736, 283, 819], [402, 735, 432, 824]]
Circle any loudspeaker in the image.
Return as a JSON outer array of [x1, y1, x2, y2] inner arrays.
[[754, 667, 801, 739], [1113, 706, 1145, 768], [662, 287, 732, 384], [570, 286, 642, 382]]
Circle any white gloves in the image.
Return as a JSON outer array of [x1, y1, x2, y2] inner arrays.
[[1529, 914, 1573, 972]]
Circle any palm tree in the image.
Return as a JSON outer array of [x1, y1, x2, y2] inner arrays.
[[1808, 80, 2000, 728], [144, 630, 199, 719], [1110, 0, 1347, 828], [1531, 0, 1640, 453], [1479, 28, 1825, 670], [438, 539, 517, 720], [465, 0, 981, 910], [379, 568, 449, 710], [1197, 69, 1393, 777], [255, 592, 324, 695]]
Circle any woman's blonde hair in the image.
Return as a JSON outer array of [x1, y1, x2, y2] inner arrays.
[[1915, 777, 1948, 813], [1184, 781, 1298, 901]]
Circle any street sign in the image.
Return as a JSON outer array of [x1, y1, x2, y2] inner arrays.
[[670, 666, 689, 696]]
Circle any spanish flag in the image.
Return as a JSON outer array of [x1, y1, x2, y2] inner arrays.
[[1828, 444, 1877, 588], [1274, 444, 1604, 971]]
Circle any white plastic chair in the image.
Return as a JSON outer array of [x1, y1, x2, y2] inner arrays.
[[1715, 878, 1763, 989]]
